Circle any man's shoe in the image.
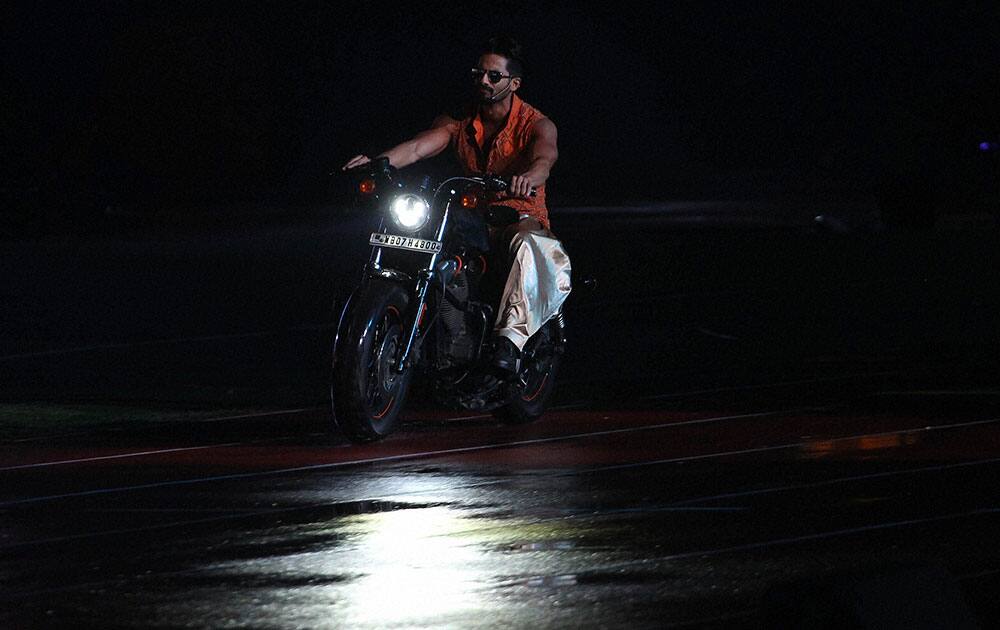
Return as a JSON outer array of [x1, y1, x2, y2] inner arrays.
[[491, 336, 520, 374]]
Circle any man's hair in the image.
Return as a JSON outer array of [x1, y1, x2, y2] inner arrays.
[[481, 35, 524, 77]]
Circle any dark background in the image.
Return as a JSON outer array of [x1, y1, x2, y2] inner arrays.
[[3, 1, 998, 232], [2, 2, 998, 409]]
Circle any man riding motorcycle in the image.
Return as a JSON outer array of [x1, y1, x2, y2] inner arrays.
[[343, 35, 571, 374]]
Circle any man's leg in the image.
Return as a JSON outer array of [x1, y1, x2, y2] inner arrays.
[[492, 219, 572, 372]]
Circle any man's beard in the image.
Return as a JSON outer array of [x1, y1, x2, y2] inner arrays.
[[476, 81, 511, 104], [477, 86, 495, 103]]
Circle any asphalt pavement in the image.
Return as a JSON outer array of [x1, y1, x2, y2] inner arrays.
[[2, 205, 999, 627]]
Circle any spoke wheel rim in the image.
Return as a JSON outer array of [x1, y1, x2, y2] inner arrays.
[[364, 310, 403, 417], [519, 328, 557, 402]]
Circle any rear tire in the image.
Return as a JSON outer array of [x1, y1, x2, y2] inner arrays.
[[332, 279, 413, 442], [494, 319, 563, 424]]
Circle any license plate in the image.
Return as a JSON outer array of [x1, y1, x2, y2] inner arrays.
[[370, 232, 443, 254]]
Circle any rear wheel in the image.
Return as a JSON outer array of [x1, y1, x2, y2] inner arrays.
[[494, 319, 564, 424], [332, 280, 413, 442]]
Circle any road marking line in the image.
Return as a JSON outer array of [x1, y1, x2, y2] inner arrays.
[[0, 407, 322, 468], [667, 456, 1000, 507], [580, 417, 1000, 473], [0, 409, 797, 506], [4, 423, 999, 550], [495, 508, 1000, 588], [618, 509, 1000, 565], [404, 452, 1000, 543], [2, 410, 990, 513], [0, 443, 245, 471]]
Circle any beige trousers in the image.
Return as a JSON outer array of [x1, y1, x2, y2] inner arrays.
[[493, 224, 572, 351]]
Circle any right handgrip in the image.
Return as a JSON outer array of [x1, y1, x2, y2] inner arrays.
[[484, 173, 537, 197]]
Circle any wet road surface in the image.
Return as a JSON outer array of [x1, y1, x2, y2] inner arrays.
[[2, 208, 999, 627], [3, 369, 1000, 628]]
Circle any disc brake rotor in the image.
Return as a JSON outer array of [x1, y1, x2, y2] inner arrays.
[[376, 326, 402, 392]]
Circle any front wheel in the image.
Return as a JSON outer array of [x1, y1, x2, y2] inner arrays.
[[494, 319, 564, 424], [332, 280, 413, 442]]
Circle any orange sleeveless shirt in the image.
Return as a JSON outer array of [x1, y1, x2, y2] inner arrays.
[[453, 94, 550, 230]]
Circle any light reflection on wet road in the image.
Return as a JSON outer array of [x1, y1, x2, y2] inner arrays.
[[2, 379, 1000, 628], [2, 218, 998, 627]]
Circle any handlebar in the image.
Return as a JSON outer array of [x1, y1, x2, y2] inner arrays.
[[367, 156, 394, 181], [338, 156, 395, 179], [344, 164, 536, 198], [479, 173, 537, 197]]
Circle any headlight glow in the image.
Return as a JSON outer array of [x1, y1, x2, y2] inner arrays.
[[389, 194, 431, 231]]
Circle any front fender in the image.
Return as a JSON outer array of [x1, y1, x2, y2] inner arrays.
[[331, 268, 412, 378]]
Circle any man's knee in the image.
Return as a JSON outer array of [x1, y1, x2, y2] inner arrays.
[[504, 218, 545, 253], [503, 218, 538, 239]]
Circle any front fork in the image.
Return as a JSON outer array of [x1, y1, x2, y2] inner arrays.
[[369, 200, 454, 373], [395, 271, 432, 371]]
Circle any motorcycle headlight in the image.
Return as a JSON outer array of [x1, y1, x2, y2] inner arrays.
[[388, 194, 431, 231]]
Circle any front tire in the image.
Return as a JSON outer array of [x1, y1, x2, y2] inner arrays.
[[332, 280, 413, 442], [494, 319, 564, 424]]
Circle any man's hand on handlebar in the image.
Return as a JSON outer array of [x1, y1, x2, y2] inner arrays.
[[342, 154, 372, 171], [499, 174, 536, 199]]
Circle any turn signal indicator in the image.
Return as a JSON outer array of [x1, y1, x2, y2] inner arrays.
[[460, 191, 480, 208]]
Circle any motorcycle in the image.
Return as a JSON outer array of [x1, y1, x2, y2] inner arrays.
[[331, 157, 567, 442]]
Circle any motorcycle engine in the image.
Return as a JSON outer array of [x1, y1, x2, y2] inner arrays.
[[438, 272, 479, 367]]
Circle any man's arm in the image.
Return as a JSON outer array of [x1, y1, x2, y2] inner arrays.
[[342, 120, 459, 171], [431, 113, 460, 128], [508, 118, 558, 198]]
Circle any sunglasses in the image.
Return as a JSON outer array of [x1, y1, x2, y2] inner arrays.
[[470, 68, 515, 84]]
